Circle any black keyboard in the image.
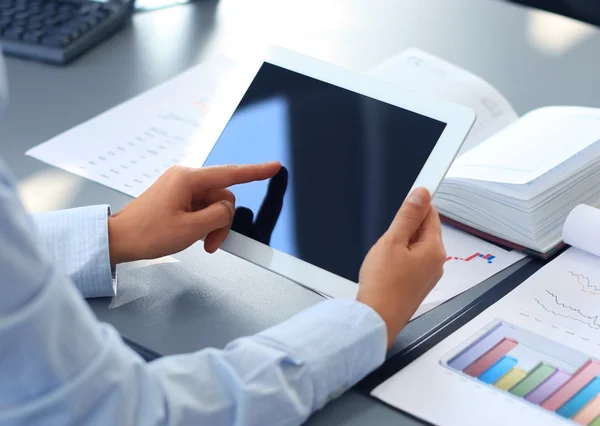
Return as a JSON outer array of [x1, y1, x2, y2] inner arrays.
[[0, 0, 133, 64]]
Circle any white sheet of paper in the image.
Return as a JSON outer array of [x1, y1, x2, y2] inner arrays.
[[368, 47, 518, 152], [564, 204, 600, 258], [372, 247, 600, 426], [27, 55, 262, 197], [427, 225, 526, 303], [446, 106, 600, 184], [411, 224, 526, 318]]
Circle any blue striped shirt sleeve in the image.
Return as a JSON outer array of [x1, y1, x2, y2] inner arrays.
[[1, 159, 388, 425], [31, 206, 116, 298]]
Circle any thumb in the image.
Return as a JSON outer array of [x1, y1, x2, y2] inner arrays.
[[189, 200, 235, 236], [387, 187, 432, 245]]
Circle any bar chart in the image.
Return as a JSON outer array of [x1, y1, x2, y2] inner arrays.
[[443, 321, 600, 425]]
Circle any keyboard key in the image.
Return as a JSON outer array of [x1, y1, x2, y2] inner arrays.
[[27, 21, 42, 30], [60, 25, 79, 36], [90, 11, 107, 21], [79, 2, 100, 14], [14, 11, 29, 19], [57, 12, 72, 21], [22, 30, 44, 43], [44, 17, 62, 26], [2, 8, 16, 16], [3, 27, 23, 39], [99, 4, 116, 13], [81, 15, 99, 26], [41, 34, 69, 47], [64, 19, 90, 32], [29, 15, 46, 24]]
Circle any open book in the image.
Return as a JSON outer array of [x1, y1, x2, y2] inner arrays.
[[369, 49, 600, 257], [371, 205, 600, 426]]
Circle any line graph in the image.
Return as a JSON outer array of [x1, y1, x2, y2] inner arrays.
[[569, 271, 600, 295], [534, 290, 600, 330], [445, 252, 496, 265]]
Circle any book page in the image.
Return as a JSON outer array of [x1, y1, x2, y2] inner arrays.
[[446, 106, 600, 184], [563, 205, 600, 258], [368, 48, 518, 152], [372, 247, 600, 426]]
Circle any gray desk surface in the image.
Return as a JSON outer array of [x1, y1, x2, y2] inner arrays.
[[1, 0, 600, 424]]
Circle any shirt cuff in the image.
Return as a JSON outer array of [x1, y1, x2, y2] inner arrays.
[[256, 299, 387, 410], [31, 205, 116, 298]]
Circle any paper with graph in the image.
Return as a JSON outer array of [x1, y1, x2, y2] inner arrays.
[[26, 55, 262, 197], [413, 224, 526, 317], [373, 206, 600, 426]]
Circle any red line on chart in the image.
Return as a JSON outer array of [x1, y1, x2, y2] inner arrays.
[[569, 271, 600, 295], [445, 252, 496, 265]]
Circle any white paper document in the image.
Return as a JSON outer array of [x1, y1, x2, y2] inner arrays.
[[414, 224, 526, 317], [369, 47, 519, 152], [374, 249, 600, 426], [372, 208, 600, 426], [27, 56, 262, 197], [564, 205, 600, 259]]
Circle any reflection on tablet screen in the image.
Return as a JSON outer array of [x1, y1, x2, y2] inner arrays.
[[203, 62, 447, 283]]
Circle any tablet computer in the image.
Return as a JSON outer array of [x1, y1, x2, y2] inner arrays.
[[203, 47, 475, 299]]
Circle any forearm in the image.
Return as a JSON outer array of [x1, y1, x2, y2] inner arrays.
[[3, 261, 386, 426], [31, 205, 116, 298]]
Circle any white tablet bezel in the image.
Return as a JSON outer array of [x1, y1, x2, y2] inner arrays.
[[216, 46, 475, 299]]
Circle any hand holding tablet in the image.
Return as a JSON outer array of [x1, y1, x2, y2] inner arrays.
[[108, 161, 446, 348], [357, 187, 446, 348], [203, 46, 475, 298]]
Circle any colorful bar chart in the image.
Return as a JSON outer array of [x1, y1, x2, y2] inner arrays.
[[526, 370, 572, 405], [574, 396, 600, 425], [510, 362, 557, 397], [443, 321, 600, 425]]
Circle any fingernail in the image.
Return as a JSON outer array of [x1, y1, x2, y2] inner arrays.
[[406, 188, 429, 206]]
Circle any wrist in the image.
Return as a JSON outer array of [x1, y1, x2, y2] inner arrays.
[[108, 214, 131, 265], [356, 292, 421, 349]]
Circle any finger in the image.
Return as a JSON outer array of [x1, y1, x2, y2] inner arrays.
[[386, 187, 432, 245], [195, 162, 281, 190], [206, 204, 257, 253], [415, 206, 442, 244], [196, 189, 237, 252], [204, 228, 229, 254], [196, 188, 235, 210], [189, 200, 235, 241], [254, 166, 288, 243], [411, 208, 446, 263]]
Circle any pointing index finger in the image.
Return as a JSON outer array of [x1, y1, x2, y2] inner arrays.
[[198, 162, 281, 189]]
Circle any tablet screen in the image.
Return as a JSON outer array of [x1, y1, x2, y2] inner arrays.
[[204, 62, 447, 283]]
